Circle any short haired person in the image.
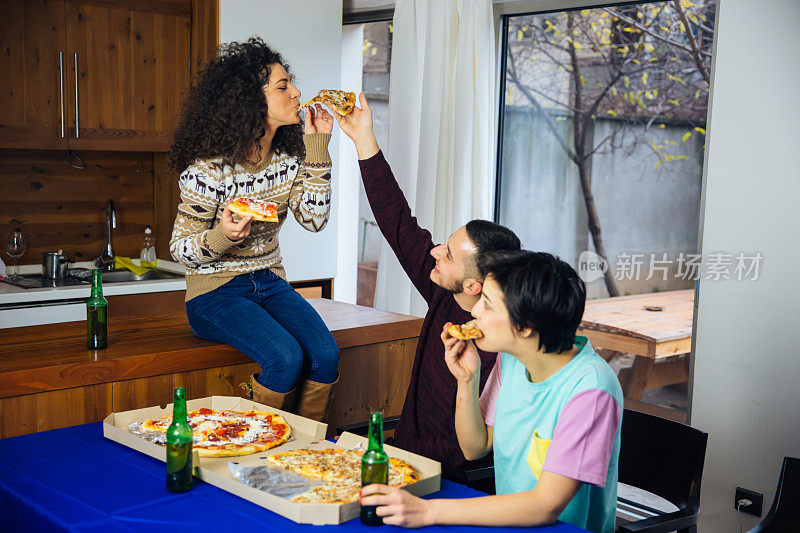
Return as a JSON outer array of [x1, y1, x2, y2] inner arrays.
[[360, 251, 623, 532], [333, 94, 521, 473]]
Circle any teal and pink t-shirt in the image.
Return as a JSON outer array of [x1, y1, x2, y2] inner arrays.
[[479, 336, 623, 533]]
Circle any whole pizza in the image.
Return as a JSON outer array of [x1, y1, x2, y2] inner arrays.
[[142, 408, 291, 457], [268, 448, 419, 503]]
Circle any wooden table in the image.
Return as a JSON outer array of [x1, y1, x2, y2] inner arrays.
[[577, 290, 695, 419], [0, 299, 424, 439]]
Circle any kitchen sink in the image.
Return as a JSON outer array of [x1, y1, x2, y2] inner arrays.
[[1, 268, 184, 289], [100, 269, 184, 283]]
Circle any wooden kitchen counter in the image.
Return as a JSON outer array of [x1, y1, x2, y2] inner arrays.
[[0, 299, 424, 438]]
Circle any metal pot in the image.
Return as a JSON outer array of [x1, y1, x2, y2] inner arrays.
[[42, 251, 72, 279]]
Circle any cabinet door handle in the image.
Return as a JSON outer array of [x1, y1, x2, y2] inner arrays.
[[58, 52, 65, 139], [73, 53, 79, 138]]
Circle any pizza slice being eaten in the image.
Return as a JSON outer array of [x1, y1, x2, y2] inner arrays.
[[448, 320, 484, 340], [228, 197, 279, 223], [301, 90, 356, 116]]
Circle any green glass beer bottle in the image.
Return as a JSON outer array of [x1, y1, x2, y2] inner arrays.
[[86, 270, 108, 349], [166, 387, 194, 493], [361, 412, 389, 526]]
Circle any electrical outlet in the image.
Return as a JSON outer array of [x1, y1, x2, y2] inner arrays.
[[734, 487, 763, 516]]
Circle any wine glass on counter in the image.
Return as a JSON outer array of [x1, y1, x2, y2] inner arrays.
[[5, 228, 26, 281]]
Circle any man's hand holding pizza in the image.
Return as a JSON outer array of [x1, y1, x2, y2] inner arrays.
[[332, 92, 380, 160], [221, 203, 252, 241]]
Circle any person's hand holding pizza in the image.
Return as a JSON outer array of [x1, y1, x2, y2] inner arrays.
[[333, 92, 380, 160], [304, 103, 334, 135], [441, 323, 481, 384], [220, 203, 252, 241]]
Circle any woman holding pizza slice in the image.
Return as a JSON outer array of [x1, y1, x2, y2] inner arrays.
[[168, 37, 339, 421]]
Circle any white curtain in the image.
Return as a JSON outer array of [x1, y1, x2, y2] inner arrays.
[[374, 0, 496, 317]]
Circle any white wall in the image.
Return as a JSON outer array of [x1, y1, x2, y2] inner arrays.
[[219, 0, 343, 283], [691, 1, 800, 531], [335, 24, 365, 303]]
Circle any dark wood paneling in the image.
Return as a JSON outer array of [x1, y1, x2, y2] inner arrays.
[[130, 10, 190, 138], [65, 129, 174, 151], [153, 152, 179, 259], [106, 291, 187, 318], [64, 0, 191, 17], [0, 149, 155, 263], [0, 0, 68, 150], [62, 3, 190, 151], [0, 0, 26, 127], [66, 3, 132, 132], [0, 0, 211, 152], [0, 383, 112, 438], [190, 0, 218, 76], [0, 300, 425, 398], [328, 339, 416, 437], [111, 362, 258, 412]]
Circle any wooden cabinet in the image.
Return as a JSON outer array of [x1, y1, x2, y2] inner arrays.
[[0, 334, 417, 439], [0, 300, 423, 439], [0, 0, 193, 151], [0, 0, 69, 149], [0, 383, 113, 437]]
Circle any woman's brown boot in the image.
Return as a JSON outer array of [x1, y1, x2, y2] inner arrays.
[[296, 376, 338, 422], [240, 373, 296, 411]]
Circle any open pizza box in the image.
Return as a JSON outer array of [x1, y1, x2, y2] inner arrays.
[[103, 395, 441, 525]]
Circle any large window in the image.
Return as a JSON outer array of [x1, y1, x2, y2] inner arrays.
[[496, 1, 717, 417], [497, 1, 715, 299]]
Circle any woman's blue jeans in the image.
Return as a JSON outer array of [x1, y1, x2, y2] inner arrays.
[[186, 269, 339, 393]]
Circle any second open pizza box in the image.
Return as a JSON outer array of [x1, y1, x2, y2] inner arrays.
[[102, 395, 441, 525]]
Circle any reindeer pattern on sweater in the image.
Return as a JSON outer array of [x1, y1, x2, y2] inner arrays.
[[169, 134, 332, 283]]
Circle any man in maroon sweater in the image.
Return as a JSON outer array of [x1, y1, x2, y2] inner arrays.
[[334, 94, 521, 476]]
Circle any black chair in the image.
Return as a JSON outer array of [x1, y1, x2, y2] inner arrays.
[[747, 457, 800, 533], [336, 417, 496, 494], [617, 409, 708, 533]]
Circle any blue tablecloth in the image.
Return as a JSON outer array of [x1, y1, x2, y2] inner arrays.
[[0, 423, 586, 532]]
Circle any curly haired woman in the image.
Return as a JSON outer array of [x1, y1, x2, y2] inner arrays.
[[168, 38, 339, 421]]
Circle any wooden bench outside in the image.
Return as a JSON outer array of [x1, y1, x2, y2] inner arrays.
[[577, 289, 695, 422]]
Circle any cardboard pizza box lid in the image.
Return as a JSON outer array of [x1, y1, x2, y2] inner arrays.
[[103, 395, 441, 525]]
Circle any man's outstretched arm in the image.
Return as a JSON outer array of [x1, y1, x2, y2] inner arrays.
[[335, 93, 438, 303]]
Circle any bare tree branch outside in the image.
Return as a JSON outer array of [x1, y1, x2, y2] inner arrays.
[[502, 0, 716, 296]]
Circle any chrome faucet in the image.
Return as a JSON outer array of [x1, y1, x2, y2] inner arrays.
[[95, 199, 116, 271]]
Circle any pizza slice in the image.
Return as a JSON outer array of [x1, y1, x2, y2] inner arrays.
[[267, 448, 420, 503], [301, 89, 356, 116], [448, 320, 484, 340], [228, 197, 279, 223]]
